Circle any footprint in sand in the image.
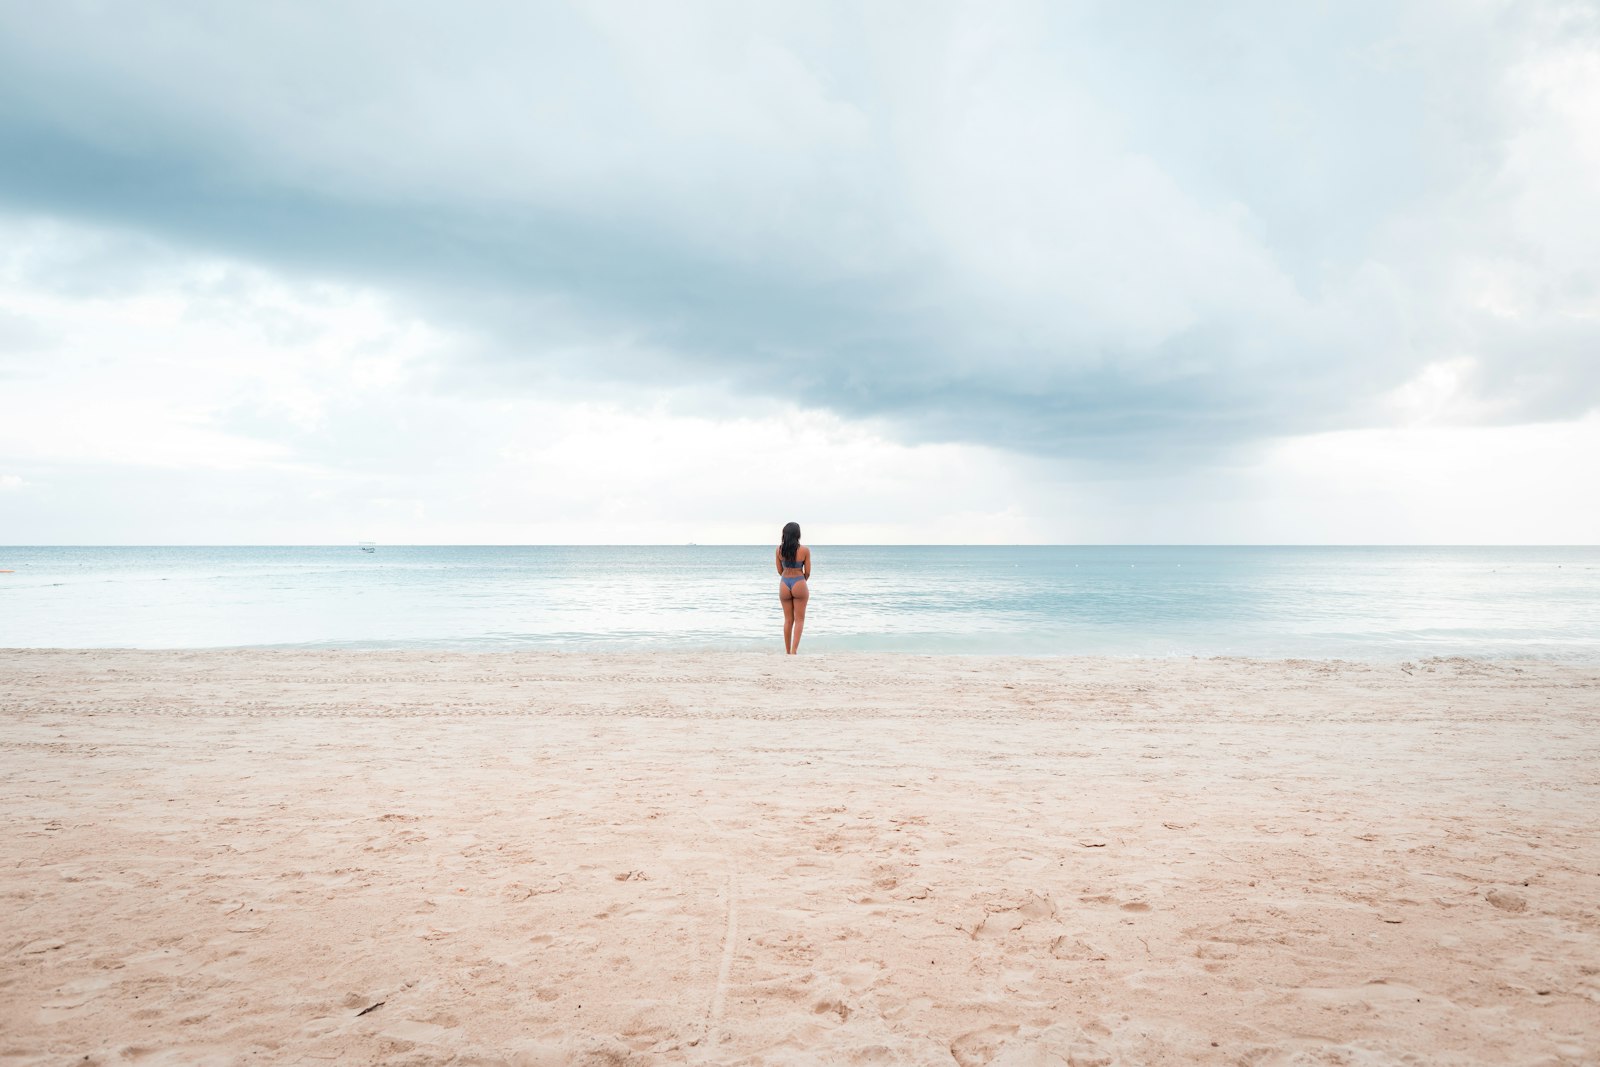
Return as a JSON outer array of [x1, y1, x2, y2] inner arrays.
[[506, 1041, 568, 1067], [1074, 892, 1151, 914], [1050, 935, 1106, 961], [811, 991, 851, 1023], [973, 892, 1057, 940], [1194, 941, 1240, 960], [988, 1024, 1112, 1067], [501, 878, 565, 901], [1486, 888, 1528, 912], [870, 862, 913, 890], [378, 1019, 462, 1048], [39, 975, 113, 1017], [950, 1024, 1019, 1066]]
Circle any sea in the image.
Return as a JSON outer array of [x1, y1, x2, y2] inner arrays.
[[1, 545, 1596, 661]]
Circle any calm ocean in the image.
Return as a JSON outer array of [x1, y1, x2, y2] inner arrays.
[[1, 546, 1596, 660]]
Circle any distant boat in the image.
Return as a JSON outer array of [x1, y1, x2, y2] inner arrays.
[[358, 542, 377, 553]]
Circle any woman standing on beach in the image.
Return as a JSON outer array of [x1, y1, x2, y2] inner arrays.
[[777, 522, 810, 655]]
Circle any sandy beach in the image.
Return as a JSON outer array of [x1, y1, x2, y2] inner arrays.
[[2, 650, 1597, 1065]]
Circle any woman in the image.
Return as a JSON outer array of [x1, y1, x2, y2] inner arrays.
[[776, 521, 810, 655]]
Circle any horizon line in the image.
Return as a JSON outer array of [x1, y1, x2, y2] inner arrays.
[[4, 543, 1597, 550]]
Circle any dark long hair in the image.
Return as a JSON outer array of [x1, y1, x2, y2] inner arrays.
[[780, 522, 801, 567]]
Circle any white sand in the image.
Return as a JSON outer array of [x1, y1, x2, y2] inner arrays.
[[2, 650, 1597, 1065]]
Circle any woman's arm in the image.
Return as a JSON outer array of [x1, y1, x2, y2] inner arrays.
[[802, 546, 811, 578], [776, 547, 784, 574]]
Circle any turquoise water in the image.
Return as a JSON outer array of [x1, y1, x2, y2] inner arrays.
[[1, 546, 1596, 659]]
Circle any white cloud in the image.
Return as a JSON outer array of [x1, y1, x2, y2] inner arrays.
[[4, 212, 1599, 545], [5, 3, 1597, 449], [1243, 416, 1600, 544], [0, 218, 1043, 543], [0, 218, 442, 470], [1, 5, 1597, 543]]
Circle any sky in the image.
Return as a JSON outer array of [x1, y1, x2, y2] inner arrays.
[[1, 1, 1597, 545]]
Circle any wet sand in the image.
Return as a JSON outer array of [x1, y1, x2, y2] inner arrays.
[[2, 650, 1597, 1065]]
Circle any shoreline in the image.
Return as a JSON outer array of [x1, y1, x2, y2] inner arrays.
[[9, 545, 1598, 664], [3, 649, 1597, 1063], [5, 645, 1596, 664]]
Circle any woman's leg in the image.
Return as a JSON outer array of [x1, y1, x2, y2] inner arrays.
[[781, 588, 795, 653], [790, 585, 808, 653]]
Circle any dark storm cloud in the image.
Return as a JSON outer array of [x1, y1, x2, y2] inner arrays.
[[1, 0, 1595, 461]]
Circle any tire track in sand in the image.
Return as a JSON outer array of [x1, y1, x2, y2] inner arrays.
[[697, 813, 739, 1057]]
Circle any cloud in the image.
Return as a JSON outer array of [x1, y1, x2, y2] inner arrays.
[[3, 215, 1596, 545], [0, 226, 1049, 543], [1, 2, 1595, 467]]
